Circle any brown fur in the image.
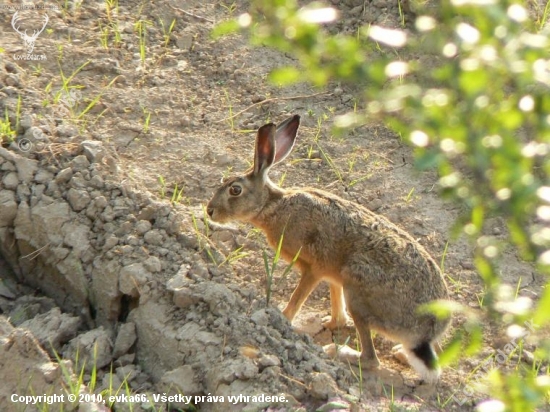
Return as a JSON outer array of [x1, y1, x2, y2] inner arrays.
[[207, 115, 450, 382]]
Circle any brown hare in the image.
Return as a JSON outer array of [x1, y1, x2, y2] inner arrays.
[[207, 115, 450, 383]]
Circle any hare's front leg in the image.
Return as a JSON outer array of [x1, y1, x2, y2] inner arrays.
[[282, 265, 320, 323], [321, 284, 350, 330]]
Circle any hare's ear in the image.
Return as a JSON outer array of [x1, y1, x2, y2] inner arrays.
[[253, 123, 276, 178], [273, 114, 300, 164]]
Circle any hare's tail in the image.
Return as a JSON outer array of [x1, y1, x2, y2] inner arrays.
[[405, 342, 441, 384]]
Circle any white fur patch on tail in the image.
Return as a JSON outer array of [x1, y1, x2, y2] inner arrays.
[[404, 348, 441, 385]]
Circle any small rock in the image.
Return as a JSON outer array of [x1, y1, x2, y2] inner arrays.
[[102, 205, 115, 222], [166, 270, 192, 291], [19, 113, 33, 130], [55, 168, 73, 184], [211, 229, 233, 244], [5, 74, 20, 87], [173, 287, 200, 309], [367, 198, 383, 211], [63, 327, 113, 371], [63, 222, 91, 258], [258, 354, 281, 368], [115, 353, 135, 366], [309, 372, 338, 400], [316, 399, 351, 412], [101, 373, 122, 392], [34, 169, 54, 184], [113, 322, 137, 358], [70, 174, 88, 188], [103, 234, 118, 250], [19, 309, 81, 354], [175, 33, 193, 50], [0, 191, 17, 227], [135, 220, 152, 235], [143, 256, 162, 273], [2, 172, 19, 190], [70, 155, 91, 172], [158, 365, 202, 403], [251, 309, 269, 327], [116, 364, 139, 382], [0, 278, 17, 299], [119, 263, 150, 297], [94, 196, 108, 209], [67, 188, 92, 212], [143, 229, 163, 245], [89, 175, 104, 189], [81, 140, 104, 163], [38, 362, 61, 384], [57, 123, 79, 138]]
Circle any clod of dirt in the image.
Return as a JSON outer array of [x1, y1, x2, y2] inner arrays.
[[19, 307, 81, 356], [308, 372, 339, 400], [113, 322, 137, 359], [63, 327, 114, 372], [157, 364, 203, 401]]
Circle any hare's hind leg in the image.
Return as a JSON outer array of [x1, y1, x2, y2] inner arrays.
[[324, 283, 380, 370], [322, 284, 350, 330], [323, 311, 380, 369]]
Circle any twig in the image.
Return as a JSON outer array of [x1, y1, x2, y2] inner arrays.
[[215, 92, 332, 123], [168, 4, 214, 23], [369, 149, 395, 164], [21, 243, 51, 261], [278, 373, 308, 388]]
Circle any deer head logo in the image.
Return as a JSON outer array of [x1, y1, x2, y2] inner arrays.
[[11, 11, 49, 54]]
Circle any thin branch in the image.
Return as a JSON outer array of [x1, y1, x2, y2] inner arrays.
[[278, 373, 308, 388], [215, 91, 332, 123], [168, 4, 214, 24], [21, 243, 51, 261]]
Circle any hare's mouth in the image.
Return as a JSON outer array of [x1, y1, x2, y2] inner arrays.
[[206, 207, 227, 223]]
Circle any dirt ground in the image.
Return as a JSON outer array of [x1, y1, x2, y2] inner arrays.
[[0, 0, 548, 411]]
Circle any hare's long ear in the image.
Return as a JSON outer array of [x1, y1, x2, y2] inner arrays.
[[253, 123, 276, 178], [273, 114, 300, 165]]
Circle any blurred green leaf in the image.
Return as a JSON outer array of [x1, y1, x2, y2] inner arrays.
[[211, 19, 240, 39], [269, 66, 301, 85]]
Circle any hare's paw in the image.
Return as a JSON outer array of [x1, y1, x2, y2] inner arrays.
[[323, 343, 360, 363], [391, 344, 409, 366], [323, 343, 380, 370], [321, 315, 349, 330]]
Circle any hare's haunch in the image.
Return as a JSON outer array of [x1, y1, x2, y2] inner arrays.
[[207, 115, 450, 383]]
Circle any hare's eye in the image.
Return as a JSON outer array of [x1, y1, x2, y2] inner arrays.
[[229, 184, 242, 196]]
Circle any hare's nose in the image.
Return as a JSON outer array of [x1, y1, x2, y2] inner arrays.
[[207, 208, 214, 218]]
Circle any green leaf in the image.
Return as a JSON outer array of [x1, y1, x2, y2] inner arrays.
[[211, 19, 240, 39], [533, 285, 550, 326], [438, 333, 463, 366], [268, 66, 301, 85]]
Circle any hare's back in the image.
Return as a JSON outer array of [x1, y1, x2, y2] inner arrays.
[[282, 188, 447, 296]]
